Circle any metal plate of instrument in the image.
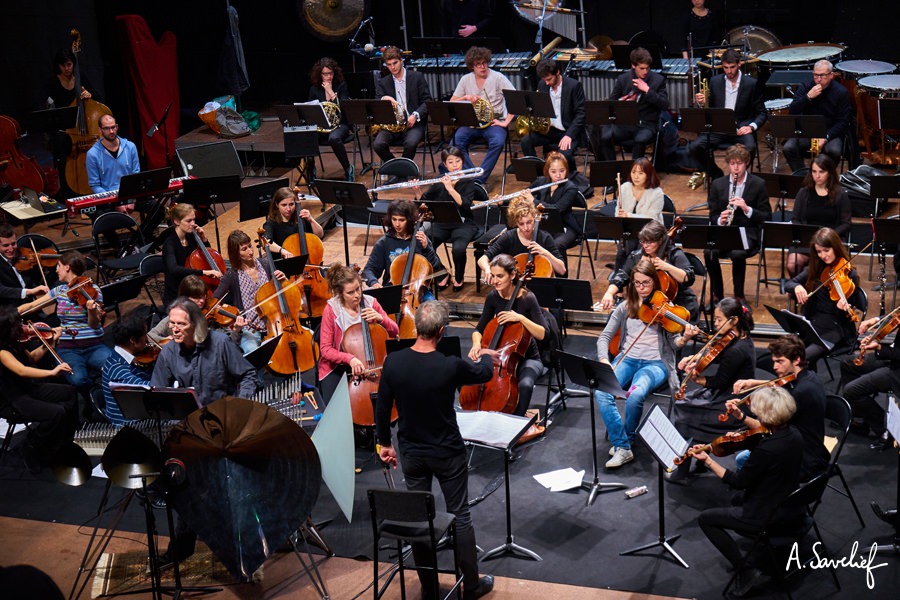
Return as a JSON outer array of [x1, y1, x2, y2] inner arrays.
[[756, 43, 845, 69], [299, 0, 364, 41], [513, 0, 563, 23], [723, 25, 782, 55], [101, 426, 164, 489], [164, 396, 322, 580]]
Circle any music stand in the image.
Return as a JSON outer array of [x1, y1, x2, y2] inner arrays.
[[294, 102, 332, 131], [768, 114, 828, 173], [873, 219, 900, 295], [620, 404, 690, 568], [176, 141, 243, 179], [584, 101, 640, 128], [100, 274, 148, 317], [759, 222, 820, 292], [244, 332, 283, 370], [182, 175, 241, 250], [503, 90, 555, 122], [426, 101, 479, 148], [758, 173, 803, 221], [764, 304, 834, 351], [680, 107, 737, 195], [765, 70, 814, 89], [588, 160, 634, 200], [589, 215, 652, 251], [455, 410, 541, 561], [282, 126, 318, 191], [316, 179, 371, 264], [678, 225, 754, 254], [342, 100, 400, 178], [28, 105, 78, 132], [556, 351, 628, 506], [422, 201, 464, 227], [239, 177, 290, 221], [273, 254, 309, 278], [510, 158, 546, 182], [868, 175, 900, 218], [363, 284, 403, 315]]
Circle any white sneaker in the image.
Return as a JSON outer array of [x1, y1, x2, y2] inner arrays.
[[605, 447, 634, 469], [608, 446, 618, 457]]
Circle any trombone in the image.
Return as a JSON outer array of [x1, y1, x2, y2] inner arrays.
[[367, 167, 483, 194]]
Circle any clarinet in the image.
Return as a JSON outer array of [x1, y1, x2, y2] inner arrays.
[[723, 175, 738, 226], [880, 245, 887, 316]]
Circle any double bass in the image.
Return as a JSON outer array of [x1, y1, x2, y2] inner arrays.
[[514, 203, 553, 278], [64, 29, 112, 197], [281, 187, 329, 318], [256, 233, 317, 374], [390, 204, 433, 339], [0, 115, 46, 193], [459, 262, 535, 413]]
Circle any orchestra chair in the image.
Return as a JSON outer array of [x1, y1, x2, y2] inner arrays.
[[536, 307, 579, 428], [367, 488, 463, 600], [90, 212, 151, 283], [821, 288, 867, 382], [723, 473, 839, 599], [433, 182, 488, 276], [139, 254, 165, 315], [0, 402, 29, 458], [569, 194, 596, 280], [364, 158, 421, 255], [815, 394, 865, 528]]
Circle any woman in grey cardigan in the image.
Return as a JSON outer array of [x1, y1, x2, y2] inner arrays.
[[596, 259, 678, 468]]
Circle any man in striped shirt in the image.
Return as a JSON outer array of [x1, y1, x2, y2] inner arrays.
[[101, 311, 152, 426]]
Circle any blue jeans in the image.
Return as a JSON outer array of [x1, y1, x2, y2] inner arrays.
[[594, 356, 668, 450], [58, 342, 113, 390], [735, 449, 750, 470], [453, 124, 507, 183]]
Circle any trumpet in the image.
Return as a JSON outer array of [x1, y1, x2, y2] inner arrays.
[[472, 179, 560, 209], [810, 137, 820, 157], [367, 167, 483, 194]]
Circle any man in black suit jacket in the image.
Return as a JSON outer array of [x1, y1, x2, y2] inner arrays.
[[373, 46, 433, 166], [688, 49, 766, 178], [598, 47, 668, 161], [784, 59, 852, 172], [0, 223, 49, 309], [704, 144, 771, 303], [521, 58, 586, 170]]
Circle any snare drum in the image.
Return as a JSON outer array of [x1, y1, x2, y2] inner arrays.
[[764, 98, 792, 115], [756, 43, 845, 70], [858, 75, 900, 98]]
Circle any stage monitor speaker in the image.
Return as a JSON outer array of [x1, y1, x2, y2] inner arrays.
[[176, 141, 243, 179]]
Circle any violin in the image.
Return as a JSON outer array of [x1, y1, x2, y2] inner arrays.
[[514, 203, 554, 278], [202, 296, 241, 327], [281, 187, 329, 318], [13, 246, 61, 273], [390, 204, 434, 339], [24, 321, 67, 368], [674, 316, 738, 400], [459, 262, 535, 414], [185, 229, 226, 295], [17, 322, 77, 343], [0, 114, 47, 193], [673, 426, 769, 465], [255, 233, 317, 374], [637, 290, 694, 335], [717, 373, 796, 422], [820, 257, 859, 325], [133, 338, 169, 369], [854, 307, 900, 366], [66, 276, 106, 319], [63, 29, 113, 197]]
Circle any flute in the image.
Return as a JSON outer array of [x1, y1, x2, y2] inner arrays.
[[616, 172, 623, 214], [367, 167, 483, 194], [472, 180, 560, 209]]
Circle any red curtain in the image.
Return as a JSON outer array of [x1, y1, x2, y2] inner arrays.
[[115, 15, 180, 170]]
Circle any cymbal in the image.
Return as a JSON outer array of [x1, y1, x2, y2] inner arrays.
[[300, 0, 365, 41], [51, 442, 93, 487], [588, 35, 614, 60], [101, 426, 163, 489], [164, 396, 321, 580]]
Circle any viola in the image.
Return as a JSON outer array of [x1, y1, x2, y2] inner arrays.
[[66, 276, 106, 319], [341, 304, 398, 427], [202, 296, 241, 327], [13, 246, 61, 272], [390, 204, 434, 339], [255, 233, 317, 374], [717, 373, 796, 422], [459, 262, 535, 414], [854, 306, 900, 366], [64, 29, 113, 197], [281, 187, 329, 318], [0, 114, 47, 193], [673, 426, 769, 465], [673, 316, 739, 401], [820, 257, 859, 325], [185, 229, 226, 295], [514, 203, 554, 278]]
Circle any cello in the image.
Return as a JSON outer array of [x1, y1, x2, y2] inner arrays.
[[185, 229, 226, 295], [656, 216, 686, 301], [64, 29, 112, 197], [390, 204, 433, 339], [342, 298, 398, 428], [459, 262, 535, 413], [0, 115, 46, 193], [281, 187, 329, 318], [255, 233, 317, 374], [514, 203, 554, 277]]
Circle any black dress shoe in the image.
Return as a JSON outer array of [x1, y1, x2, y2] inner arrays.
[[464, 575, 494, 600], [869, 432, 891, 451], [730, 567, 766, 597]]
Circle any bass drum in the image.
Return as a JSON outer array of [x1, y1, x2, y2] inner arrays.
[[723, 26, 781, 55]]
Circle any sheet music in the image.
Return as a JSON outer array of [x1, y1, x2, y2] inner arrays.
[[637, 405, 690, 470], [533, 468, 585, 492], [887, 395, 900, 442], [456, 410, 533, 449], [738, 226, 750, 251]]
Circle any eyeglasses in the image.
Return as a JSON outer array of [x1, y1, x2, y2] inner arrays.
[[168, 322, 190, 331], [639, 239, 659, 246], [812, 73, 831, 79], [633, 279, 654, 288], [100, 125, 118, 131]]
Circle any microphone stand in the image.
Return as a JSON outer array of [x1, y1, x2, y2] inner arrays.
[[148, 102, 173, 168], [534, 0, 551, 49]]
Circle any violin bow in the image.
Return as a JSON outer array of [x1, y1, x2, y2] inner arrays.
[[614, 299, 671, 371], [27, 321, 65, 366], [240, 277, 305, 318], [29, 238, 50, 289], [676, 316, 737, 393]]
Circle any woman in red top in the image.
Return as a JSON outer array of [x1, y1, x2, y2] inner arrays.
[[318, 264, 399, 403]]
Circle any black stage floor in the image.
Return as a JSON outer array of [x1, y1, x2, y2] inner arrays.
[[2, 330, 899, 599]]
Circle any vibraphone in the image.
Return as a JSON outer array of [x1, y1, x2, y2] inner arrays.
[[407, 52, 531, 98], [74, 374, 322, 456], [573, 58, 699, 110]]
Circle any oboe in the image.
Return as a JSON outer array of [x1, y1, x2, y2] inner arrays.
[[723, 175, 738, 226]]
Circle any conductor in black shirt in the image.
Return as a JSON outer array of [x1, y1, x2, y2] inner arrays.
[[377, 301, 495, 600]]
